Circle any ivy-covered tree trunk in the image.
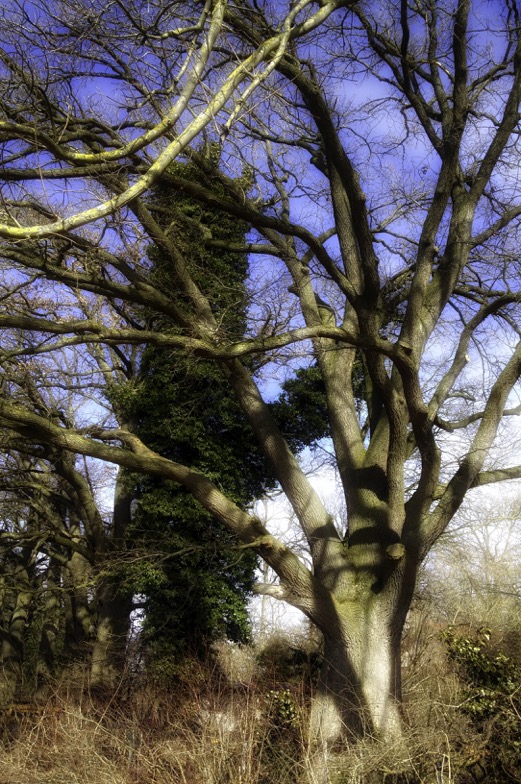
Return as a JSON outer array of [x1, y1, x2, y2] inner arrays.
[[121, 156, 263, 669]]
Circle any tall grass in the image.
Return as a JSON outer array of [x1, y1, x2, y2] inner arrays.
[[0, 628, 518, 784]]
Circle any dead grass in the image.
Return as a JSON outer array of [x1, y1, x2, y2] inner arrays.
[[0, 686, 309, 784], [0, 703, 128, 784], [0, 633, 512, 784]]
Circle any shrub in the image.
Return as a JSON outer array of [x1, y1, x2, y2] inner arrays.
[[442, 627, 521, 782]]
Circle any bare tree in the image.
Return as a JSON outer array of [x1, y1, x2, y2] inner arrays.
[[1, 0, 521, 751], [0, 347, 135, 694], [426, 491, 521, 627]]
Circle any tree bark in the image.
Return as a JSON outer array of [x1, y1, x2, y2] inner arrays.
[[310, 600, 404, 746], [0, 564, 32, 706], [90, 578, 132, 689], [63, 550, 95, 658], [90, 468, 133, 690], [38, 559, 64, 680]]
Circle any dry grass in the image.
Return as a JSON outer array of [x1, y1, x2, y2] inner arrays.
[[0, 633, 513, 784], [0, 686, 310, 784], [0, 703, 129, 784]]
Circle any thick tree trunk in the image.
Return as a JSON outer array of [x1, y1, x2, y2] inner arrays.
[[304, 532, 420, 784], [307, 600, 409, 784], [310, 602, 404, 747], [90, 578, 132, 689], [0, 566, 32, 706]]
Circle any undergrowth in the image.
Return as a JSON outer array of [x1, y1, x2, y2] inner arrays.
[[0, 628, 520, 784]]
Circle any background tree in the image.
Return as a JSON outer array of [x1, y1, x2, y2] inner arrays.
[[0, 339, 138, 695], [423, 491, 521, 630], [121, 158, 265, 668], [1, 0, 521, 763]]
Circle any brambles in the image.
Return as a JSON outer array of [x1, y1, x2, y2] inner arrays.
[[0, 626, 519, 784], [442, 627, 521, 782], [267, 688, 300, 730]]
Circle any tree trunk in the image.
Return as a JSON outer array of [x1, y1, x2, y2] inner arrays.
[[0, 566, 33, 706], [306, 542, 417, 782], [90, 468, 133, 690], [90, 578, 132, 689], [63, 550, 95, 659], [38, 559, 64, 681], [310, 602, 404, 747]]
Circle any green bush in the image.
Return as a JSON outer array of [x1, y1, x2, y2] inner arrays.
[[442, 627, 521, 781]]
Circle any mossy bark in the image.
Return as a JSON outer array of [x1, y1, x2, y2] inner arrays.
[[90, 578, 132, 689], [307, 523, 417, 751], [0, 565, 32, 706]]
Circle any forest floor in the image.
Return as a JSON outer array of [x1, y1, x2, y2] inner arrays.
[[0, 626, 519, 784]]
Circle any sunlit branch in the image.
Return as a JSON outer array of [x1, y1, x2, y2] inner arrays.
[[0, 0, 351, 240], [435, 402, 521, 433], [0, 315, 394, 361]]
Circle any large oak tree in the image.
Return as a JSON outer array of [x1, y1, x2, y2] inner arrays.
[[1, 0, 521, 749]]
